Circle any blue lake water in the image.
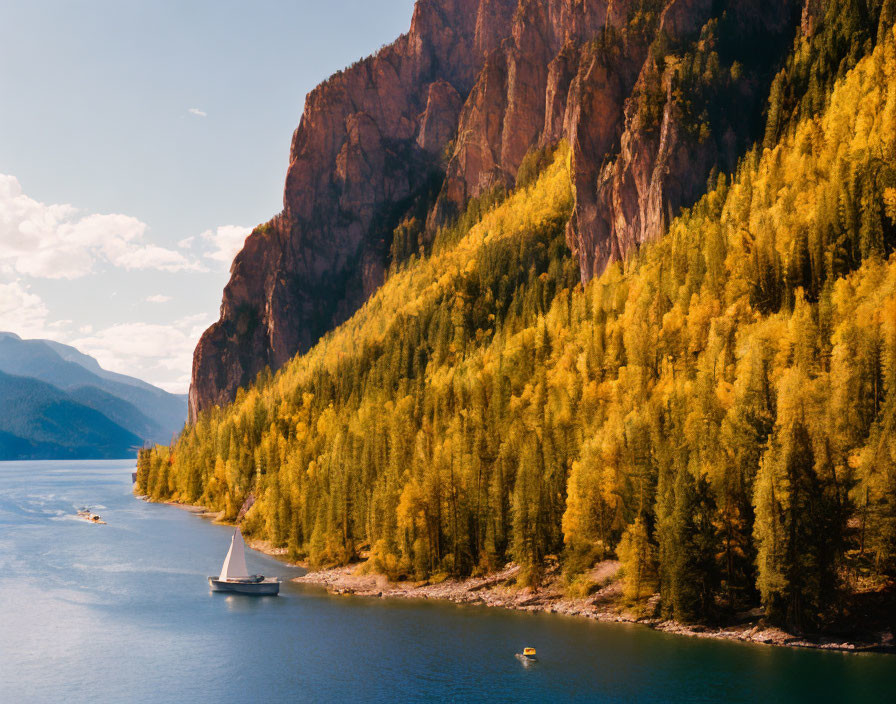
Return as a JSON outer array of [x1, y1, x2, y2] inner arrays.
[[0, 460, 893, 703]]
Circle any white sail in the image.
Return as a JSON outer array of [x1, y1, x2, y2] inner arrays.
[[219, 528, 250, 581]]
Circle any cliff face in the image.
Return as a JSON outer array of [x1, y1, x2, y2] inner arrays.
[[190, 0, 804, 420], [569, 0, 801, 277], [434, 0, 801, 276], [190, 0, 517, 419]]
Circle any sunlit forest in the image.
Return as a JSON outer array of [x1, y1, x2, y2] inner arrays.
[[139, 6, 896, 631]]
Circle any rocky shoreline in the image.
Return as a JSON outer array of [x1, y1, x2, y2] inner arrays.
[[151, 498, 893, 654], [294, 562, 894, 654]]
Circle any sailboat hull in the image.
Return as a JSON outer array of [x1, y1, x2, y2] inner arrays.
[[208, 577, 281, 595]]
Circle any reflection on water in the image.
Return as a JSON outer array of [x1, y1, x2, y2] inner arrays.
[[221, 592, 285, 613], [0, 459, 894, 704]]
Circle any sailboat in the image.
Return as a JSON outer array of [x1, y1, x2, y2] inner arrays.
[[208, 528, 280, 595]]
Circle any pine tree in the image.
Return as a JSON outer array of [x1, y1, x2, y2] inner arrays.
[[668, 465, 720, 623], [617, 517, 657, 609], [754, 385, 846, 632]]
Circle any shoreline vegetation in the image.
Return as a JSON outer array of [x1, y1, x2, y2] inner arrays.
[[156, 498, 894, 654], [137, 14, 896, 659]]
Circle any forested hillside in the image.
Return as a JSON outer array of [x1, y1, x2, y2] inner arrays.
[[0, 333, 187, 444], [0, 370, 142, 459], [0, 333, 187, 459], [139, 9, 896, 632]]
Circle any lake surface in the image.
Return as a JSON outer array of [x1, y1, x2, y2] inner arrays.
[[0, 460, 893, 703]]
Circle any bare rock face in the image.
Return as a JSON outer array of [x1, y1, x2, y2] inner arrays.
[[418, 81, 464, 152], [435, 0, 801, 278], [191, 0, 804, 419], [190, 0, 517, 420], [801, 0, 828, 36], [433, 0, 616, 225], [571, 0, 802, 278]]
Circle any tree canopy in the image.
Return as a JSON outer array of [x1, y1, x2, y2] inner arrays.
[[138, 17, 896, 633]]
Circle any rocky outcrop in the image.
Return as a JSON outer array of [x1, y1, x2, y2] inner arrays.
[[801, 0, 828, 35], [571, 0, 802, 277], [433, 0, 618, 225], [434, 0, 801, 277], [190, 0, 517, 419], [191, 0, 806, 419]]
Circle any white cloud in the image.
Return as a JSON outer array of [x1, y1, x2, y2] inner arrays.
[[70, 312, 215, 394], [0, 280, 51, 338], [0, 173, 203, 278], [200, 225, 251, 266], [0, 274, 213, 392], [113, 244, 202, 273], [0, 176, 245, 392], [157, 377, 192, 394], [188, 108, 207, 117]]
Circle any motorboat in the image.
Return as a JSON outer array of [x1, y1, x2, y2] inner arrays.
[[77, 508, 105, 524], [516, 647, 537, 664]]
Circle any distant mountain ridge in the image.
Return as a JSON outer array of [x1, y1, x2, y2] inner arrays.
[[0, 332, 187, 460], [40, 338, 158, 390], [0, 370, 142, 460]]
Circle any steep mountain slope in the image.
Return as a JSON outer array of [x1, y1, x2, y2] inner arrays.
[[0, 333, 186, 444], [66, 386, 171, 447], [142, 10, 896, 635], [189, 0, 805, 419], [42, 338, 164, 391], [0, 370, 142, 460]]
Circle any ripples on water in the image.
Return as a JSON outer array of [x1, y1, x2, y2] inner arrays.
[[0, 460, 893, 703]]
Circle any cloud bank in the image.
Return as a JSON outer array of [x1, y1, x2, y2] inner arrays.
[[0, 174, 203, 279], [0, 280, 213, 392], [71, 312, 214, 394], [0, 173, 253, 392], [199, 225, 251, 265], [0, 280, 50, 339]]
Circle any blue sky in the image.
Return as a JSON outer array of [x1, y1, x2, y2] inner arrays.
[[0, 0, 415, 391]]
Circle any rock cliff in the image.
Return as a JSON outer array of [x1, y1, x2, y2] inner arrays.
[[190, 0, 517, 419], [190, 0, 805, 420]]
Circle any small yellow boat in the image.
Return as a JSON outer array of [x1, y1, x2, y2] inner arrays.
[[516, 647, 537, 664]]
